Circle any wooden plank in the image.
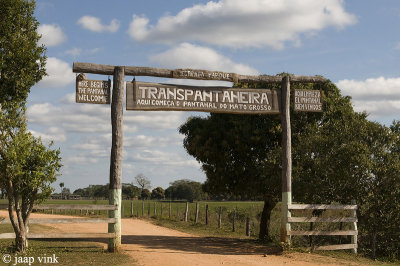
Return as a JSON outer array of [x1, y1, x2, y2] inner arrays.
[[72, 62, 327, 84], [0, 233, 116, 239], [0, 233, 15, 239], [32, 204, 118, 210], [288, 204, 357, 210], [314, 244, 357, 251], [288, 217, 357, 223], [0, 218, 117, 224], [288, 230, 358, 236], [28, 233, 116, 239]]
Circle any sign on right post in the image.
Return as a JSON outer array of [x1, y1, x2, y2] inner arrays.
[[293, 89, 323, 112]]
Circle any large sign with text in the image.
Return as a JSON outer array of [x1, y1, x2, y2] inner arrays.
[[76, 79, 111, 104], [126, 81, 281, 114]]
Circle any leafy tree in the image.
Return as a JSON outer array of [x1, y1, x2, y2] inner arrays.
[[122, 183, 140, 199], [141, 188, 151, 200], [151, 187, 165, 200], [0, 103, 61, 252], [179, 79, 361, 241], [59, 182, 64, 193], [134, 173, 151, 192], [165, 179, 205, 202], [0, 0, 46, 105]]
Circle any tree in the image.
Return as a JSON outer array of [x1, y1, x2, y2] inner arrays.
[[122, 183, 140, 199], [0, 103, 61, 252], [165, 179, 205, 202], [151, 187, 165, 200], [141, 189, 151, 200], [59, 182, 64, 194], [0, 0, 46, 105], [179, 79, 357, 241], [134, 173, 151, 192]]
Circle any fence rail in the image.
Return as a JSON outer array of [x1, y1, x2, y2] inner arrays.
[[287, 203, 358, 253], [0, 204, 116, 240]]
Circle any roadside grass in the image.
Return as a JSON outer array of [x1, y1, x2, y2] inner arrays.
[[0, 224, 133, 266]]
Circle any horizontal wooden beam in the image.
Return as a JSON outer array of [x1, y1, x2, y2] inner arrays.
[[314, 244, 357, 251], [73, 62, 327, 84], [288, 204, 357, 210], [288, 217, 357, 223], [32, 204, 118, 210], [288, 230, 358, 236], [0, 233, 115, 239], [0, 218, 116, 224]]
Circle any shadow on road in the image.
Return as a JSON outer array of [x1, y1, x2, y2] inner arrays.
[[122, 235, 281, 256]]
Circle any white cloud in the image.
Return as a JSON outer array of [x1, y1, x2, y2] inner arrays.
[[128, 149, 200, 167], [36, 57, 75, 88], [150, 43, 259, 75], [65, 48, 82, 57], [336, 77, 400, 122], [77, 16, 120, 33], [128, 0, 356, 49], [29, 127, 66, 143], [38, 24, 67, 47]]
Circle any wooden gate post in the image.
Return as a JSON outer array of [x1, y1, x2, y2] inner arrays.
[[280, 76, 292, 244], [108, 66, 125, 252]]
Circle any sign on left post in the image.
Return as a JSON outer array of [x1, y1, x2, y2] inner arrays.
[[76, 76, 111, 104]]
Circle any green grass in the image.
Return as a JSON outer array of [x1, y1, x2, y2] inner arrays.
[[0, 224, 133, 266]]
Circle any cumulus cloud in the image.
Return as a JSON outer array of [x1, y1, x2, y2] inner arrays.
[[29, 127, 66, 143], [128, 0, 356, 49], [77, 16, 120, 33], [36, 57, 75, 88], [38, 24, 67, 47], [150, 43, 259, 75], [336, 77, 400, 122]]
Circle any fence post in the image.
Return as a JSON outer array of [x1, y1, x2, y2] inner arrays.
[[351, 200, 358, 254], [184, 202, 189, 222], [148, 201, 151, 216], [169, 202, 171, 219], [154, 202, 157, 216], [218, 207, 222, 228], [142, 200, 144, 216], [176, 203, 180, 220], [160, 202, 163, 218], [232, 208, 236, 232], [195, 202, 199, 224], [246, 217, 251, 236], [131, 200, 134, 217], [205, 204, 209, 225]]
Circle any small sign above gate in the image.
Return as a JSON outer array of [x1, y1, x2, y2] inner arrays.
[[126, 81, 281, 114], [293, 89, 323, 112], [76, 77, 111, 104]]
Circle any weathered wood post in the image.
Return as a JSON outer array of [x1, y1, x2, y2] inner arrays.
[[142, 200, 144, 216], [195, 202, 199, 224], [280, 75, 292, 244], [351, 200, 357, 254], [218, 207, 222, 228], [154, 202, 157, 216], [232, 208, 236, 232], [108, 66, 124, 252], [205, 204, 209, 225], [169, 201, 172, 219], [131, 200, 134, 217], [184, 202, 189, 222], [246, 217, 251, 237]]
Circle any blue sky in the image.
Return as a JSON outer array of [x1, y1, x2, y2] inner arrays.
[[29, 0, 400, 192]]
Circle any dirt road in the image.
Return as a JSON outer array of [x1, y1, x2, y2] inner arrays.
[[0, 211, 361, 266]]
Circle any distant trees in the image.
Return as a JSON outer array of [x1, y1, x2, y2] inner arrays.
[[151, 187, 165, 200], [165, 179, 205, 202], [141, 189, 151, 200], [135, 173, 151, 191]]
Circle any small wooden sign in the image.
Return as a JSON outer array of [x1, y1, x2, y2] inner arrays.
[[172, 69, 238, 82], [126, 81, 281, 114], [76, 77, 111, 104], [293, 89, 322, 112]]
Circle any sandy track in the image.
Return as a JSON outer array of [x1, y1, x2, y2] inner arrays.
[[0, 211, 361, 266]]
